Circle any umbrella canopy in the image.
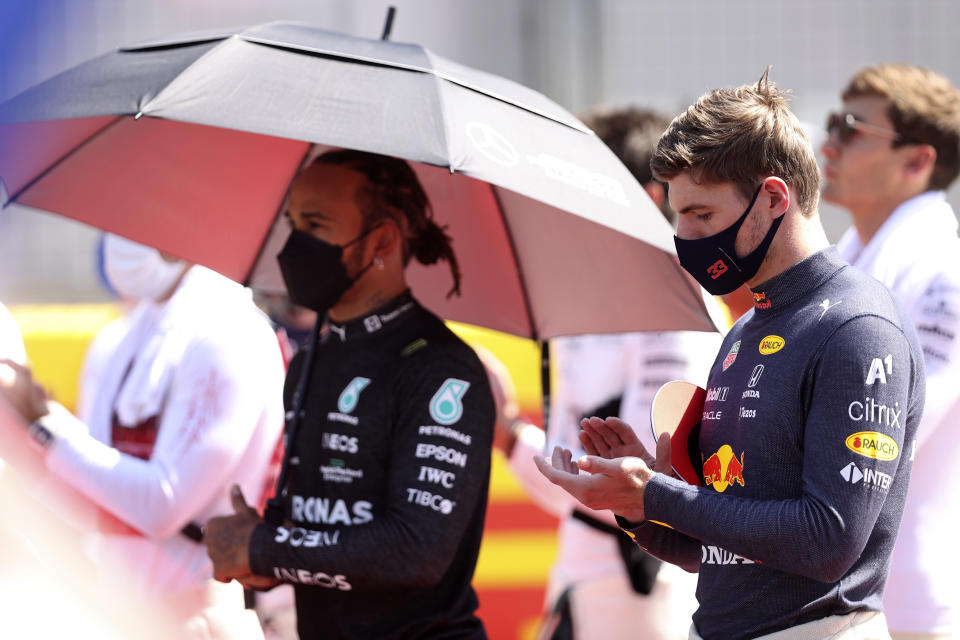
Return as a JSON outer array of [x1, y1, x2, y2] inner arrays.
[[0, 21, 718, 339]]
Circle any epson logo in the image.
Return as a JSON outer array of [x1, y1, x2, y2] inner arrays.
[[290, 496, 372, 526], [418, 465, 456, 489], [322, 432, 359, 454], [415, 443, 468, 468]]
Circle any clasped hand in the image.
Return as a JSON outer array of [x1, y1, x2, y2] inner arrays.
[[533, 416, 673, 523], [203, 484, 278, 590]]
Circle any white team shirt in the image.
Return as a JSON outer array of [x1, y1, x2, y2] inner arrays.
[[509, 330, 721, 594], [837, 191, 960, 634], [44, 267, 285, 599]]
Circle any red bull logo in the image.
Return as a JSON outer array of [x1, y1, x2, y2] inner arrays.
[[702, 444, 745, 492], [722, 340, 741, 371], [753, 291, 771, 310]]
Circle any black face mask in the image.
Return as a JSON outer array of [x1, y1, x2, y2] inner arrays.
[[276, 228, 376, 316], [673, 185, 784, 296]]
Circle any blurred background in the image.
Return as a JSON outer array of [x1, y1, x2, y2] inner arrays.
[[1, 1, 959, 637]]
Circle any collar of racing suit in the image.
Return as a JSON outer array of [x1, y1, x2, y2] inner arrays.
[[748, 247, 847, 315], [325, 289, 418, 342]]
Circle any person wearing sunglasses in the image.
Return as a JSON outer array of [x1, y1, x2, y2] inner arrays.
[[820, 63, 960, 640]]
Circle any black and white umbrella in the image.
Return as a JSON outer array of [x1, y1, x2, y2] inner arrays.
[[0, 21, 718, 339]]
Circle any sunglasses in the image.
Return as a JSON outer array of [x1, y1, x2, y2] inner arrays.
[[825, 112, 902, 144]]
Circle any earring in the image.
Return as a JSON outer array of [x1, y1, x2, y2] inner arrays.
[[374, 256, 384, 270]]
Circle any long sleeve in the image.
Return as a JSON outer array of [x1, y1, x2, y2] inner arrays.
[[628, 316, 920, 583], [249, 353, 494, 591], [45, 332, 283, 539], [908, 271, 960, 450]]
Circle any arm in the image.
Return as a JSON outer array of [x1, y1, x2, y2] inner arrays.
[[248, 353, 495, 591], [44, 331, 284, 538], [640, 316, 917, 582], [909, 273, 960, 450]]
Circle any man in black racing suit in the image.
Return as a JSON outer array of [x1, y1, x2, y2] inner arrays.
[[205, 150, 494, 639]]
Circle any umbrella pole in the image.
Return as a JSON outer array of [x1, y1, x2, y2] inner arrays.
[[264, 316, 324, 526], [540, 340, 551, 435]]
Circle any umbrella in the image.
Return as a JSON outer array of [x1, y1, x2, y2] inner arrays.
[[0, 20, 718, 340]]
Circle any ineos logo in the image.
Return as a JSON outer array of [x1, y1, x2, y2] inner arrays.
[[466, 122, 519, 167]]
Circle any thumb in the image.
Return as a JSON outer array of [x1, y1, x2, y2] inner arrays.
[[577, 455, 623, 476], [654, 432, 673, 475], [230, 484, 252, 514]]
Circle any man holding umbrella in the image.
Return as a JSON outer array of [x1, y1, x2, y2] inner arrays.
[[204, 150, 496, 639]]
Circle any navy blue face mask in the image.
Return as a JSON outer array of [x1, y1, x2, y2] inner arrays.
[[673, 184, 784, 296]]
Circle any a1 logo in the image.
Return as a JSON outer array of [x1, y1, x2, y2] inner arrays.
[[865, 354, 893, 385], [338, 377, 371, 413], [429, 378, 470, 425]]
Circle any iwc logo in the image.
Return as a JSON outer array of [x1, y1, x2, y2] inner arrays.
[[338, 377, 371, 414], [429, 378, 470, 425]]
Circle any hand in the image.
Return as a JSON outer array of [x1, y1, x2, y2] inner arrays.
[[236, 574, 280, 591], [533, 430, 674, 523], [0, 360, 49, 424], [204, 485, 263, 583], [475, 346, 525, 456], [579, 416, 674, 476]]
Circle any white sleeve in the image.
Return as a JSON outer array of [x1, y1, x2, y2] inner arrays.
[[506, 423, 579, 519], [620, 330, 722, 452], [0, 303, 26, 365], [45, 330, 283, 539], [909, 272, 960, 450]]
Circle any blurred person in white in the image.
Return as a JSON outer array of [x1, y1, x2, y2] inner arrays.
[[0, 233, 285, 639], [0, 302, 25, 366], [493, 107, 723, 640], [821, 63, 960, 640]]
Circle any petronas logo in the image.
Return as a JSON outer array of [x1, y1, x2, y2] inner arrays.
[[429, 378, 470, 425], [338, 377, 371, 414]]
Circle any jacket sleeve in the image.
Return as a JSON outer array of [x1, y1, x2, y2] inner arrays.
[[249, 352, 495, 591], [614, 515, 701, 572], [908, 272, 960, 450], [45, 331, 285, 539], [622, 316, 920, 583]]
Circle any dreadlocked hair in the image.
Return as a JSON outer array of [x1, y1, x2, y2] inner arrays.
[[314, 150, 462, 298]]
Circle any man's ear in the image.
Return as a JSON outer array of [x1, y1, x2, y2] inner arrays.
[[762, 177, 790, 218], [643, 181, 666, 209], [374, 220, 403, 259], [903, 144, 937, 181]]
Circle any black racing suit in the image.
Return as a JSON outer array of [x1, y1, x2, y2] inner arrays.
[[249, 291, 494, 639], [620, 249, 925, 639]]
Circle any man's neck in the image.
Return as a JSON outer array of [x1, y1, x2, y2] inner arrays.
[[847, 201, 901, 248], [747, 214, 830, 289], [328, 281, 407, 324]]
